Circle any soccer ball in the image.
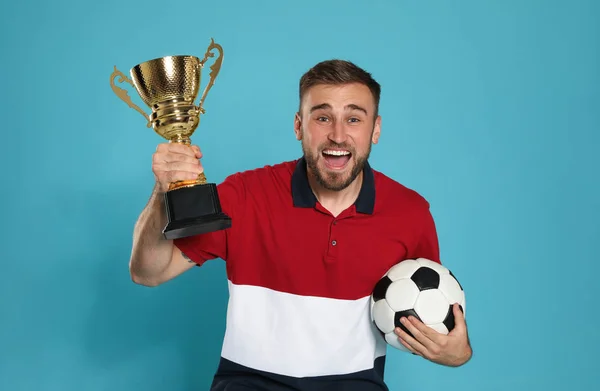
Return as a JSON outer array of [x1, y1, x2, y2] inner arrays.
[[370, 258, 466, 352]]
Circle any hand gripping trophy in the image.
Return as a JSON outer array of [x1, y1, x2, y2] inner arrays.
[[110, 38, 231, 240]]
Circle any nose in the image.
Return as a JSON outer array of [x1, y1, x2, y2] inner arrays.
[[327, 121, 347, 144]]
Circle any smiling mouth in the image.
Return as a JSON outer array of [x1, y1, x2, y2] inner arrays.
[[322, 149, 352, 169]]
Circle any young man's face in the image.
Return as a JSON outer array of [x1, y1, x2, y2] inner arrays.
[[294, 82, 381, 191]]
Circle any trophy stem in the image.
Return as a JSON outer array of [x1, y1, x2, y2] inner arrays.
[[170, 134, 192, 145], [168, 135, 207, 190]]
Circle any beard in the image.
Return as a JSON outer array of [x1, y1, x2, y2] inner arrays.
[[302, 133, 373, 192]]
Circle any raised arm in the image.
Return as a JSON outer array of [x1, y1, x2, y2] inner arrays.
[[129, 143, 204, 286]]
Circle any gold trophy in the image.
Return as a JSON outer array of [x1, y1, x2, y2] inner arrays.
[[110, 38, 231, 240]]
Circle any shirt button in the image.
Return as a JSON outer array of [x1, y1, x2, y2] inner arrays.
[[332, 240, 337, 246]]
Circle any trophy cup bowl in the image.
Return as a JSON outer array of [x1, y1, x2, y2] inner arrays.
[[110, 38, 232, 240]]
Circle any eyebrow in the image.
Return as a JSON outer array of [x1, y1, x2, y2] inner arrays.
[[309, 103, 368, 115]]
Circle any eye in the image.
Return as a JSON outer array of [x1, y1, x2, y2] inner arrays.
[[317, 116, 329, 122], [348, 117, 360, 123]]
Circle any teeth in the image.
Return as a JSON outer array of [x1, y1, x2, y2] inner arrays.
[[323, 150, 350, 156]]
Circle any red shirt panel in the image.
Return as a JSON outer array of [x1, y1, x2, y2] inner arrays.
[[174, 159, 440, 300]]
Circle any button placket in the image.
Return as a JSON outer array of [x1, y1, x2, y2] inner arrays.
[[325, 218, 339, 262]]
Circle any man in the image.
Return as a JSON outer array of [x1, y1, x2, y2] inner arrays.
[[129, 59, 472, 390]]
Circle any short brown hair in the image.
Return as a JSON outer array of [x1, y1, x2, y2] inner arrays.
[[298, 59, 381, 116]]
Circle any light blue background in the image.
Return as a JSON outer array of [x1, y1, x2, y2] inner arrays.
[[1, 0, 598, 390]]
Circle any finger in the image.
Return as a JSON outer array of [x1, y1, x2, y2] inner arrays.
[[154, 151, 201, 166], [406, 316, 447, 345], [152, 163, 202, 184], [159, 161, 203, 174], [396, 335, 422, 356], [163, 142, 198, 156], [400, 317, 439, 351], [395, 326, 428, 356], [165, 170, 201, 183]]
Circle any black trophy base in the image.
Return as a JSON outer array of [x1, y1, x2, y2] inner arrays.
[[162, 182, 232, 240]]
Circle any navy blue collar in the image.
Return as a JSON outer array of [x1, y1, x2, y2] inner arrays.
[[291, 157, 375, 214]]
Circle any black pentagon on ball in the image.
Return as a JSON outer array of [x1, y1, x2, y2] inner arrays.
[[394, 309, 422, 340], [372, 276, 393, 301], [410, 266, 440, 291], [442, 304, 464, 332]]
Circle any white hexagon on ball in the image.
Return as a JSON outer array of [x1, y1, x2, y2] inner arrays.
[[385, 279, 420, 312], [386, 259, 421, 281], [413, 289, 450, 325], [372, 299, 396, 334], [439, 273, 464, 305]]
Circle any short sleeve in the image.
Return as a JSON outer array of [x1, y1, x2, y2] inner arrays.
[[409, 201, 441, 264], [173, 172, 245, 266]]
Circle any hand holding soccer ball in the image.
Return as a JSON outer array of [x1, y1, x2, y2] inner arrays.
[[370, 258, 472, 366]]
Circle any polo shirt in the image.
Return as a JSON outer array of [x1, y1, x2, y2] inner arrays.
[[174, 157, 441, 391]]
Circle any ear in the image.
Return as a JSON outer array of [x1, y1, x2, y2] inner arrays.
[[372, 115, 382, 144], [294, 112, 302, 141]]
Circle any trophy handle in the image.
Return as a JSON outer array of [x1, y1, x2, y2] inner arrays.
[[197, 38, 224, 114], [110, 66, 152, 127]]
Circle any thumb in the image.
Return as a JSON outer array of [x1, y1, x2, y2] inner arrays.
[[191, 145, 203, 158], [449, 303, 467, 335]]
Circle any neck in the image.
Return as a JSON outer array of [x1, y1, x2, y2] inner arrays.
[[308, 171, 363, 217]]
